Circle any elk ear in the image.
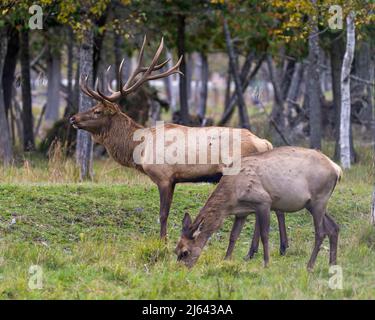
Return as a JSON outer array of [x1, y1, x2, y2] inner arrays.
[[103, 102, 120, 115], [182, 212, 192, 235], [192, 219, 204, 239]]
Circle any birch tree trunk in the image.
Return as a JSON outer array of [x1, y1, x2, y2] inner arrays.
[[0, 27, 13, 166], [76, 29, 94, 180], [372, 187, 375, 225], [340, 11, 356, 169], [330, 35, 346, 160], [223, 17, 250, 130]]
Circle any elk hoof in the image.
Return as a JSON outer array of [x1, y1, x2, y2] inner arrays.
[[279, 244, 288, 256], [245, 247, 258, 260], [244, 253, 254, 261]]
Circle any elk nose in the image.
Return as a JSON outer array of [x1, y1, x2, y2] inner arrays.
[[69, 116, 76, 124]]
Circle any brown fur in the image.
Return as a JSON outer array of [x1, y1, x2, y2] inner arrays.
[[176, 147, 341, 270], [71, 103, 287, 250]]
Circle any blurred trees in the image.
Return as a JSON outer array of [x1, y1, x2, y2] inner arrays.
[[340, 11, 356, 169], [0, 0, 373, 172], [0, 26, 13, 165]]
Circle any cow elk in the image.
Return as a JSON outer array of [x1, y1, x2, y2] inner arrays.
[[175, 147, 342, 271], [70, 36, 288, 252]]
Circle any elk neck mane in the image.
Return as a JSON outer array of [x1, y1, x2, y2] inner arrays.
[[191, 179, 230, 236], [93, 111, 144, 170]]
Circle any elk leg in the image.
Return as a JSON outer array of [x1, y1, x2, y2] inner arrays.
[[275, 210, 289, 256], [158, 182, 175, 240], [324, 214, 340, 266], [307, 205, 326, 271], [256, 206, 271, 267], [245, 218, 260, 260], [224, 216, 246, 260]]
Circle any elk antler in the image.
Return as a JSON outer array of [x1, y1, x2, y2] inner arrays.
[[80, 35, 183, 103]]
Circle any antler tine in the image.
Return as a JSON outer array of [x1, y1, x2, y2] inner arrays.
[[80, 74, 104, 101], [139, 57, 170, 72], [144, 36, 165, 75], [79, 74, 91, 97], [85, 36, 181, 102], [118, 58, 125, 95], [123, 37, 165, 94], [144, 55, 184, 81], [105, 65, 116, 94], [95, 76, 107, 100], [123, 36, 147, 90], [94, 77, 99, 91], [138, 34, 147, 65]]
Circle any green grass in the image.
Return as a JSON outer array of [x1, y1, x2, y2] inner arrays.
[[0, 141, 373, 299], [0, 153, 374, 299]]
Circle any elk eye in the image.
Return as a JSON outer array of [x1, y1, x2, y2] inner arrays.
[[94, 110, 102, 115]]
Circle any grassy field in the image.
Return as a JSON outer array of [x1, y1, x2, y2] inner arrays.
[[0, 144, 374, 299]]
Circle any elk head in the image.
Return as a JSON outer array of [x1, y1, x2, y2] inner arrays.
[[175, 213, 205, 268], [70, 36, 183, 134]]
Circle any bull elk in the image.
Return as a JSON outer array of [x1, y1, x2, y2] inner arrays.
[[175, 147, 342, 271], [70, 36, 288, 253]]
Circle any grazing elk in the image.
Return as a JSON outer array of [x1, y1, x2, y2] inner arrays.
[[70, 36, 288, 251], [175, 147, 342, 271]]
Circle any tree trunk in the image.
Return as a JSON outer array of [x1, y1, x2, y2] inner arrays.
[[76, 29, 94, 180], [286, 62, 304, 120], [73, 59, 80, 109], [64, 27, 74, 117], [177, 14, 189, 124], [224, 60, 232, 111], [281, 60, 296, 101], [372, 186, 375, 225], [352, 41, 372, 126], [219, 54, 264, 126], [2, 26, 19, 118], [306, 8, 322, 150], [93, 11, 108, 81], [340, 11, 356, 169], [0, 27, 13, 165], [163, 50, 177, 113], [223, 18, 250, 130], [330, 35, 344, 159], [186, 53, 193, 105], [197, 52, 208, 119], [46, 46, 61, 121], [19, 29, 35, 151], [331, 35, 357, 162], [193, 53, 201, 111], [267, 55, 289, 145]]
